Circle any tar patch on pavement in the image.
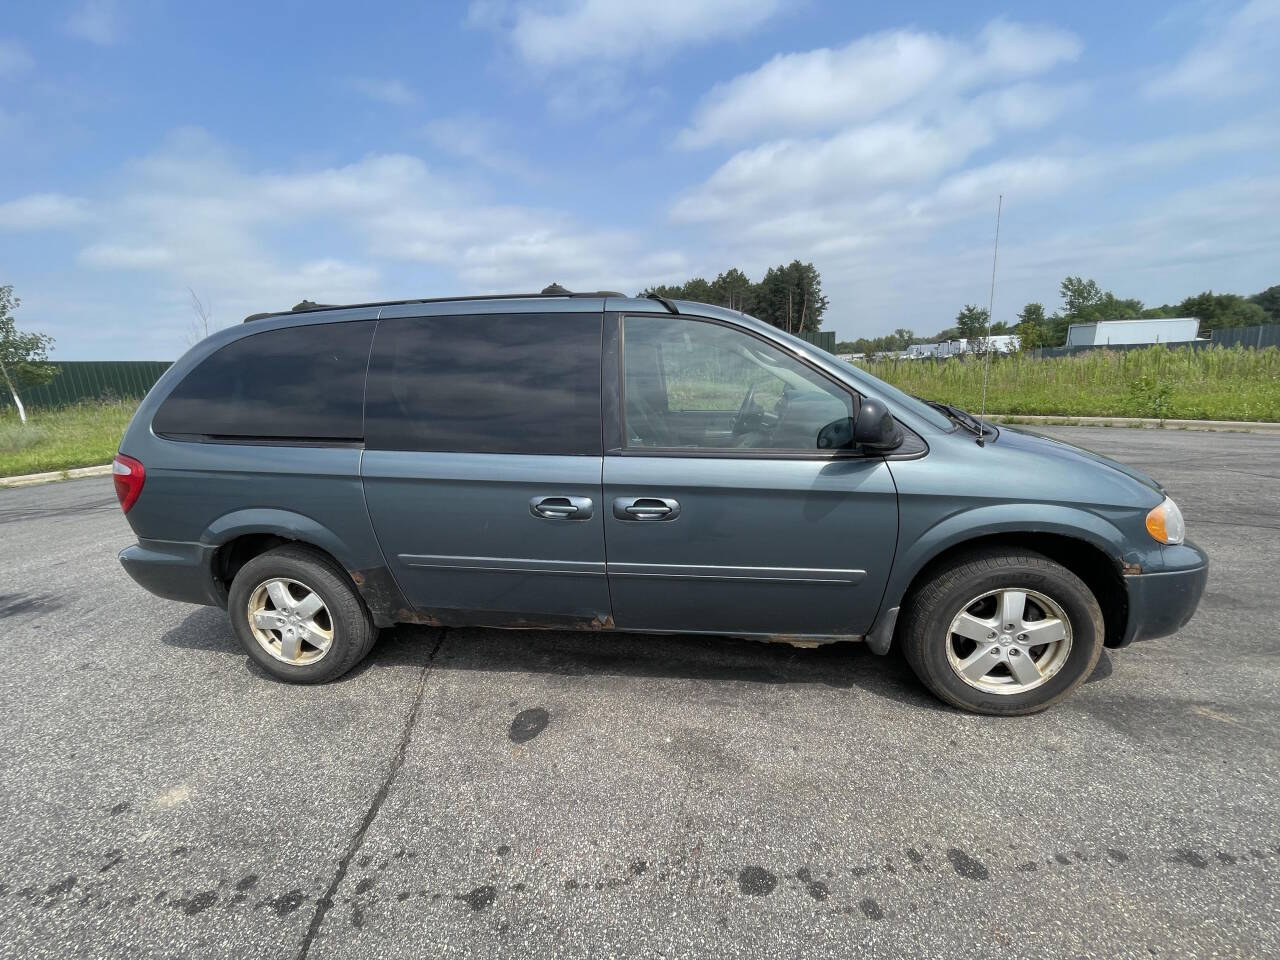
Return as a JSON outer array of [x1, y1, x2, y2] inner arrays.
[[945, 848, 990, 880], [508, 707, 550, 744], [737, 866, 777, 896], [456, 885, 497, 912]]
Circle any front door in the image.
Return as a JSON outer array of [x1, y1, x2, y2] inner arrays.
[[360, 310, 611, 628], [604, 312, 898, 637]]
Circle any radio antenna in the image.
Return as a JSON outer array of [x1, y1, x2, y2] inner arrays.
[[979, 194, 1003, 421]]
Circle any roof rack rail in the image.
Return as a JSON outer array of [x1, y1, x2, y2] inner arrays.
[[241, 284, 627, 323], [646, 293, 680, 315]]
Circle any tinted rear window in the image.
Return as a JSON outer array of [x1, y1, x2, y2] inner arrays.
[[153, 321, 375, 441], [364, 313, 602, 455]]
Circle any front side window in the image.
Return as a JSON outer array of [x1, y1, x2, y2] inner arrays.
[[622, 316, 854, 452], [153, 320, 375, 441], [364, 313, 602, 456]]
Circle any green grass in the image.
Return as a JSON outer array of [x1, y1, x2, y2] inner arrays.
[[0, 401, 137, 477], [856, 345, 1280, 422]]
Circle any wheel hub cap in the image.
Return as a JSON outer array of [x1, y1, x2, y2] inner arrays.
[[247, 577, 334, 665], [943, 587, 1073, 695]]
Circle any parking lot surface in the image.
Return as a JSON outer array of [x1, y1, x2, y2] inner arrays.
[[0, 426, 1277, 959]]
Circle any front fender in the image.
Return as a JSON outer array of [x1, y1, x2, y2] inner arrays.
[[879, 502, 1153, 627]]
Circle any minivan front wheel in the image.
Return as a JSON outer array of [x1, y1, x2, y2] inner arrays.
[[228, 545, 378, 683], [901, 549, 1104, 715]]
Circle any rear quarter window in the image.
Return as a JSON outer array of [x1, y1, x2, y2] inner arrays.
[[152, 320, 375, 441], [364, 313, 602, 456]]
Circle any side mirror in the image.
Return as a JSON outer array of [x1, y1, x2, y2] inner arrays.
[[817, 400, 904, 453], [816, 417, 855, 450], [854, 398, 903, 452]]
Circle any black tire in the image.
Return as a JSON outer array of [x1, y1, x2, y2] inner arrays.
[[900, 548, 1103, 716], [227, 544, 378, 684]]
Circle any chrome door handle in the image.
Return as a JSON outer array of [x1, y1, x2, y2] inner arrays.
[[613, 497, 680, 521], [530, 496, 593, 520]]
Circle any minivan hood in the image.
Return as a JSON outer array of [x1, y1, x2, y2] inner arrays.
[[995, 425, 1164, 495]]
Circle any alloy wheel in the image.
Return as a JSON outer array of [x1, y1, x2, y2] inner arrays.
[[246, 578, 334, 665], [943, 588, 1073, 695]]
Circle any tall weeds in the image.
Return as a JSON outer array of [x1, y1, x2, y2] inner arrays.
[[856, 346, 1280, 421]]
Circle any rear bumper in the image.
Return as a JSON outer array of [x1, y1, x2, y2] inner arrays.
[[119, 539, 223, 608], [1116, 541, 1208, 647]]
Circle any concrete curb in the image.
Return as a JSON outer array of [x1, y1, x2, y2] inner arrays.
[[985, 414, 1280, 433], [0, 463, 112, 488]]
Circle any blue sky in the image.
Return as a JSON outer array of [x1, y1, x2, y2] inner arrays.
[[1, 0, 1277, 359]]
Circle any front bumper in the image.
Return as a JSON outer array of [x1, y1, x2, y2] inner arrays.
[[119, 539, 223, 608], [1116, 540, 1209, 647]]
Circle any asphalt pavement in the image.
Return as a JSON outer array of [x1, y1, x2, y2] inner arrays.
[[0, 426, 1276, 959]]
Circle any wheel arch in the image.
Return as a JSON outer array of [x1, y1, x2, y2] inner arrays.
[[202, 508, 409, 627], [880, 508, 1134, 652]]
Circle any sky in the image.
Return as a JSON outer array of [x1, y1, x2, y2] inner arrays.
[[1, 0, 1278, 359]]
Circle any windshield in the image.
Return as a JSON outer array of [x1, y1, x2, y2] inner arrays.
[[770, 330, 954, 431]]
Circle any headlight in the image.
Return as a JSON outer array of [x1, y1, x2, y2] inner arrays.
[[1145, 496, 1185, 545]]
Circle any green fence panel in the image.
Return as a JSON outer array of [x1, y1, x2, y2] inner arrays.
[[1211, 324, 1280, 349], [797, 330, 836, 352], [1, 361, 172, 411]]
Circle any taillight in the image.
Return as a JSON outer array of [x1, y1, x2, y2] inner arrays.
[[113, 453, 145, 514]]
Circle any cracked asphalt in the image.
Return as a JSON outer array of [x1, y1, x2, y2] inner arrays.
[[0, 426, 1277, 959]]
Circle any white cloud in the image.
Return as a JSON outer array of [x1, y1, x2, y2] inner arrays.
[[0, 193, 91, 230], [0, 38, 34, 77], [465, 0, 510, 30], [422, 116, 537, 179], [1145, 0, 1280, 99], [668, 17, 1097, 283], [79, 243, 173, 268], [66, 0, 123, 46], [65, 128, 688, 352], [364, 201, 685, 291], [673, 122, 972, 225], [680, 20, 1081, 148], [679, 31, 952, 150], [471, 0, 785, 115], [966, 19, 1082, 78], [675, 110, 1279, 261], [347, 77, 418, 106], [927, 120, 1280, 215], [673, 84, 1083, 226], [495, 0, 784, 67]]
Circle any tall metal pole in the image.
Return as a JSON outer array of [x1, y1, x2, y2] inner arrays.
[[980, 194, 1003, 419]]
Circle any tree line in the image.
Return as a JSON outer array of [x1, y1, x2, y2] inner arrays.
[[642, 261, 828, 335], [836, 278, 1280, 356]]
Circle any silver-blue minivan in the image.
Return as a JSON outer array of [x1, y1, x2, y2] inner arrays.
[[115, 289, 1207, 715]]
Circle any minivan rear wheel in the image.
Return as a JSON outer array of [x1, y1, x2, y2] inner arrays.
[[228, 545, 378, 683], [900, 548, 1104, 715]]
